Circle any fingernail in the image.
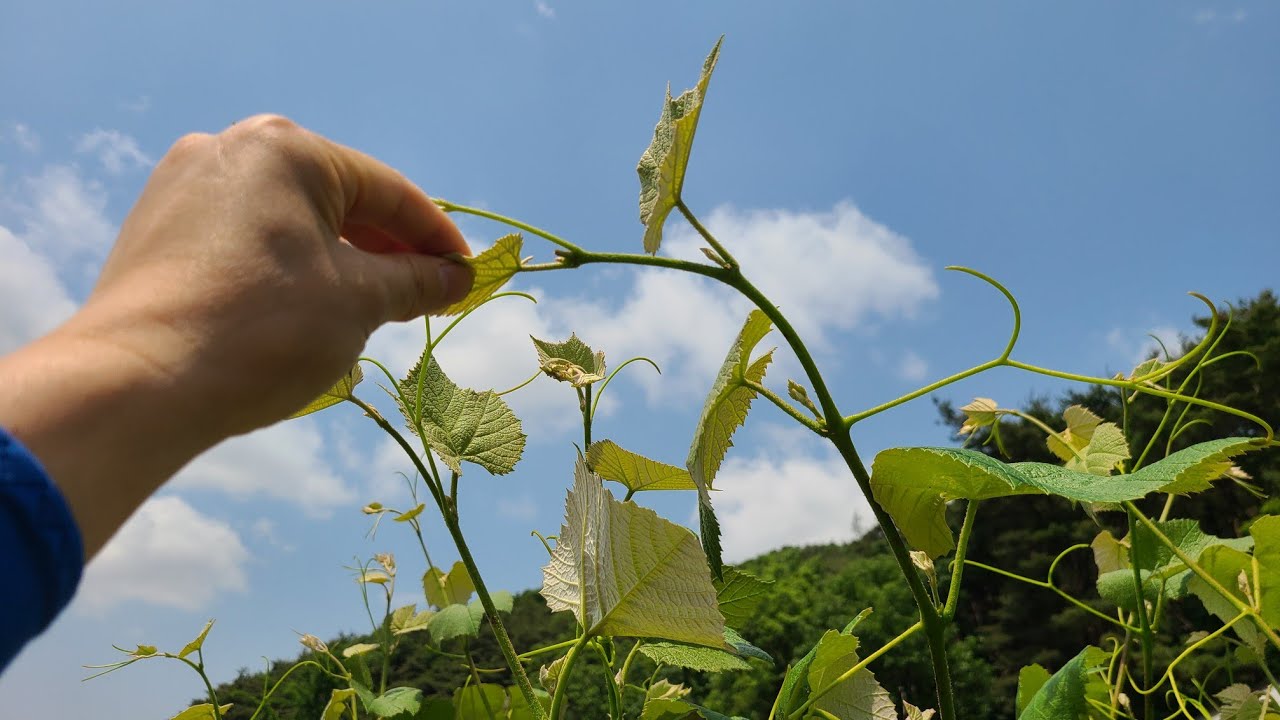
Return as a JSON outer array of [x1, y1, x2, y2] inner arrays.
[[437, 260, 474, 306]]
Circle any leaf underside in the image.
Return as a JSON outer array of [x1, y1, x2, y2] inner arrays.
[[588, 440, 697, 493], [440, 234, 524, 316], [532, 333, 606, 387], [290, 365, 363, 419]]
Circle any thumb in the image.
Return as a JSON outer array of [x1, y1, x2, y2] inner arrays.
[[357, 251, 474, 322]]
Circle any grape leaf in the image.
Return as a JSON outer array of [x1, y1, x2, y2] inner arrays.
[[389, 604, 433, 636], [806, 630, 896, 720], [687, 309, 774, 576], [1046, 405, 1130, 476], [423, 561, 475, 608], [398, 353, 526, 475], [713, 567, 773, 627], [321, 689, 356, 720], [903, 701, 936, 720], [588, 440, 697, 493], [636, 38, 722, 254], [532, 334, 606, 387], [1017, 646, 1109, 720], [426, 593, 512, 645], [290, 365, 363, 419], [363, 687, 422, 718], [639, 699, 743, 720], [1094, 519, 1253, 610], [440, 234, 523, 316], [1134, 437, 1266, 495], [638, 639, 751, 672], [453, 684, 506, 720], [957, 397, 999, 437], [506, 685, 551, 720], [170, 705, 235, 720], [1216, 684, 1272, 720], [177, 619, 214, 659], [1016, 665, 1051, 716], [540, 458, 727, 648]]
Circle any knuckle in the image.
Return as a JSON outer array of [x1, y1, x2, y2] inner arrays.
[[165, 132, 214, 160]]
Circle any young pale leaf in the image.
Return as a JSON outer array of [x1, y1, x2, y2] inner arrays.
[[540, 458, 727, 647], [398, 354, 526, 475], [177, 619, 214, 659], [903, 701, 937, 720], [169, 705, 235, 720], [289, 365, 363, 419], [957, 398, 999, 437], [532, 333, 606, 387], [440, 234, 523, 316], [713, 567, 773, 627], [393, 503, 425, 523], [321, 689, 357, 720], [1016, 664, 1052, 716], [1017, 646, 1109, 720], [1090, 531, 1129, 575], [453, 684, 506, 720], [364, 687, 423, 719], [1216, 684, 1271, 720], [389, 605, 433, 636], [687, 309, 774, 575], [538, 655, 566, 696], [423, 561, 475, 608], [640, 699, 743, 720], [636, 38, 722, 254], [806, 630, 896, 720], [646, 680, 691, 702], [341, 643, 379, 658], [588, 440, 697, 493]]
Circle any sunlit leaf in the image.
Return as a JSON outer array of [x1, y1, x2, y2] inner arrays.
[[1016, 664, 1051, 716], [364, 687, 422, 718], [453, 684, 506, 720], [440, 234, 523, 316], [1217, 684, 1270, 720], [341, 643, 380, 659], [389, 604, 433, 636], [177, 620, 214, 659], [903, 701, 937, 720], [539, 655, 565, 696], [713, 567, 773, 627], [636, 38, 723, 254], [321, 689, 356, 720], [1017, 646, 1109, 720], [1137, 437, 1266, 495], [423, 561, 475, 608], [398, 353, 526, 475], [687, 309, 774, 577], [393, 503, 425, 523], [1045, 405, 1131, 476], [169, 704, 235, 720], [806, 630, 896, 720], [532, 333, 606, 387], [646, 680, 691, 702], [588, 440, 696, 493], [1089, 531, 1129, 576], [426, 593, 511, 645], [639, 639, 751, 672], [1095, 518, 1252, 610], [540, 458, 726, 647], [787, 380, 820, 417], [957, 398, 998, 437], [290, 365, 363, 419]]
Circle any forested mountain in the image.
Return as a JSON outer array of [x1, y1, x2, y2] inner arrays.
[[207, 291, 1279, 719]]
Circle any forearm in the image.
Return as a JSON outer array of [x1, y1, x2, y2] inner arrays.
[[0, 324, 216, 559]]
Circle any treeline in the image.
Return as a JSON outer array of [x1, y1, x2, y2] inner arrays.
[[208, 291, 1279, 719]]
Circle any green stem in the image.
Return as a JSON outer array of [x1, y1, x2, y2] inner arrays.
[[965, 560, 1139, 631], [431, 291, 538, 354], [786, 621, 924, 719], [942, 500, 979, 620], [497, 369, 542, 396], [549, 633, 593, 720], [743, 378, 824, 434], [582, 384, 593, 449], [434, 199, 585, 254], [465, 643, 499, 720], [175, 656, 224, 720], [677, 199, 738, 269], [616, 640, 643, 703], [591, 357, 661, 421], [843, 359, 1002, 427], [592, 641, 622, 720], [1126, 509, 1155, 720], [519, 638, 580, 661]]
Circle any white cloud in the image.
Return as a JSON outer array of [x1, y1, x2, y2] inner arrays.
[[1107, 324, 1183, 366], [119, 95, 151, 114], [76, 129, 153, 175], [898, 350, 928, 382], [18, 164, 116, 261], [0, 225, 77, 353], [171, 420, 355, 517], [10, 123, 40, 153], [1194, 8, 1247, 24], [497, 493, 538, 521], [534, 1, 555, 18], [714, 427, 874, 563], [76, 497, 249, 612]]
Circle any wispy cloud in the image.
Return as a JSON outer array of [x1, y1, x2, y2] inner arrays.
[[1193, 8, 1247, 24], [534, 1, 555, 19], [9, 123, 40, 153], [897, 350, 928, 382], [76, 129, 153, 175], [76, 497, 249, 612], [1107, 325, 1183, 366], [118, 95, 151, 114]]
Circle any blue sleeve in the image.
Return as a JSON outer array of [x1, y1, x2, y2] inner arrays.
[[0, 426, 84, 673]]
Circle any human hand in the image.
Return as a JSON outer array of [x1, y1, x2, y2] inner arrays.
[[0, 115, 471, 556]]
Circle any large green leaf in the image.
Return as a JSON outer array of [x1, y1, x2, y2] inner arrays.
[[532, 333, 606, 387], [169, 705, 234, 720], [540, 458, 726, 647], [687, 309, 774, 576], [638, 628, 771, 673], [398, 353, 526, 475], [289, 365, 363, 419], [1015, 665, 1051, 716], [1094, 519, 1252, 610], [1017, 646, 1109, 720], [1189, 515, 1280, 654], [588, 440, 697, 493], [871, 438, 1267, 558], [714, 567, 773, 627], [806, 630, 896, 720], [440, 234, 523, 316], [363, 687, 422, 718], [636, 38, 722, 254], [869, 447, 1039, 558], [426, 592, 513, 645], [454, 684, 506, 720], [321, 689, 356, 720]]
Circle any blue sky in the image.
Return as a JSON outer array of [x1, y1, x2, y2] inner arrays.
[[1, 2, 1277, 717]]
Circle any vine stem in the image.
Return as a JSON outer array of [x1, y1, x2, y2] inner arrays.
[[942, 500, 979, 620], [434, 199, 585, 254], [677, 200, 738, 269], [347, 396, 546, 719], [247, 660, 330, 720], [549, 633, 593, 719], [1127, 509, 1156, 720]]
